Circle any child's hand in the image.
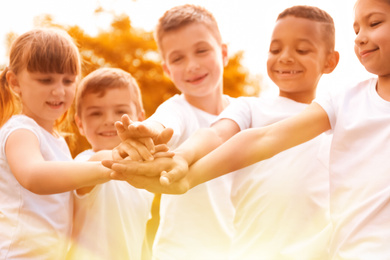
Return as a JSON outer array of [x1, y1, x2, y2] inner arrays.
[[153, 144, 175, 159], [116, 114, 174, 145], [112, 138, 154, 161], [112, 140, 174, 161], [102, 155, 189, 194]]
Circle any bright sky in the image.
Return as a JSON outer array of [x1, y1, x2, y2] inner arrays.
[[0, 0, 373, 96]]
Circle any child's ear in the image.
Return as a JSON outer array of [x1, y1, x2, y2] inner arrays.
[[222, 44, 228, 67], [74, 114, 86, 137], [323, 51, 340, 74], [162, 62, 171, 78], [6, 70, 21, 94]]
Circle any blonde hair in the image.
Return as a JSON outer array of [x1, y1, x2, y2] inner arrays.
[[154, 4, 222, 56], [75, 67, 144, 117], [0, 28, 81, 127]]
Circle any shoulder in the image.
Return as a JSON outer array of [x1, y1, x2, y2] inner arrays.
[[2, 115, 39, 130], [0, 115, 41, 143], [150, 94, 194, 122], [155, 94, 190, 111], [331, 78, 374, 99]]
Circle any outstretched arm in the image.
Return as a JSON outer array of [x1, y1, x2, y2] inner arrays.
[[5, 130, 113, 195], [105, 118, 241, 182], [106, 103, 330, 194], [179, 103, 331, 188]]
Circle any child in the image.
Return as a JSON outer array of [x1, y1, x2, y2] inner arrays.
[[116, 4, 236, 260], [112, 5, 339, 259], [114, 0, 390, 258], [0, 28, 114, 259], [65, 68, 155, 260]]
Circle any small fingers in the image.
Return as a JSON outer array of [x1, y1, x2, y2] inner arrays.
[[156, 128, 174, 145], [160, 166, 187, 185], [102, 159, 114, 169], [153, 144, 174, 158], [121, 114, 133, 129], [160, 172, 170, 186], [114, 142, 144, 161], [112, 148, 124, 161], [118, 139, 154, 161], [110, 171, 126, 180], [153, 151, 175, 159], [154, 144, 169, 153], [139, 137, 155, 154], [130, 139, 154, 161], [115, 121, 126, 133]]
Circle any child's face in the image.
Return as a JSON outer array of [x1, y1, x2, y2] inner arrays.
[[161, 23, 228, 101], [9, 69, 77, 131], [76, 87, 140, 152], [354, 0, 390, 77], [267, 16, 331, 103]]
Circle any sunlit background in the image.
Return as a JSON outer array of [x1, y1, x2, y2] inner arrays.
[[0, 0, 373, 97]]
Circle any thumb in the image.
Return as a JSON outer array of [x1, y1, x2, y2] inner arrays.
[[160, 166, 187, 185], [156, 128, 174, 145], [102, 159, 114, 169]]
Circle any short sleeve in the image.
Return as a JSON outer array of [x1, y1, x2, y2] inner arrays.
[[215, 97, 253, 130], [0, 116, 41, 155], [313, 91, 337, 133]]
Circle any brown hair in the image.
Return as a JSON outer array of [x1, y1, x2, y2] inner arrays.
[[0, 28, 81, 127], [154, 4, 222, 56], [277, 5, 336, 53], [75, 67, 144, 117]]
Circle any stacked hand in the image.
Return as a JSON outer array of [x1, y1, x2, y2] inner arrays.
[[102, 114, 191, 194]]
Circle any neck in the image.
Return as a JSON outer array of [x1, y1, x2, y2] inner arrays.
[[22, 112, 57, 137], [184, 91, 229, 115], [279, 90, 316, 104], [376, 75, 390, 101]]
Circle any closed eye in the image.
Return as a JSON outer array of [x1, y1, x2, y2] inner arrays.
[[38, 78, 52, 84], [297, 49, 310, 55]]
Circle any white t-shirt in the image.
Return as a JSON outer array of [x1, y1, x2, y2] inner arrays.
[[218, 96, 331, 260], [0, 115, 73, 259], [149, 94, 235, 260], [315, 78, 390, 260], [66, 149, 154, 260]]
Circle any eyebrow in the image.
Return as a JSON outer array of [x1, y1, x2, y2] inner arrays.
[[85, 104, 131, 111], [270, 38, 315, 45], [353, 12, 385, 27], [167, 41, 211, 56]]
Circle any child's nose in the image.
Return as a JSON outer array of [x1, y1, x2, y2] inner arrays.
[[103, 113, 116, 126], [51, 83, 65, 96], [354, 30, 368, 46], [279, 50, 294, 64], [186, 58, 200, 72]]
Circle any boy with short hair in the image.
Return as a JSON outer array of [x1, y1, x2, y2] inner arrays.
[[66, 67, 154, 260], [120, 4, 236, 260], [110, 5, 339, 259]]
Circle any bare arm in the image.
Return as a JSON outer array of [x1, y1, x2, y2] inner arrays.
[[75, 150, 113, 196], [5, 130, 112, 195], [105, 118, 241, 181], [183, 103, 331, 188], [174, 118, 241, 165]]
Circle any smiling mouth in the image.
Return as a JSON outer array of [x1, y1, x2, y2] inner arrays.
[[47, 101, 64, 107], [360, 48, 379, 57], [187, 74, 207, 83], [99, 131, 117, 137], [275, 70, 302, 75]]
